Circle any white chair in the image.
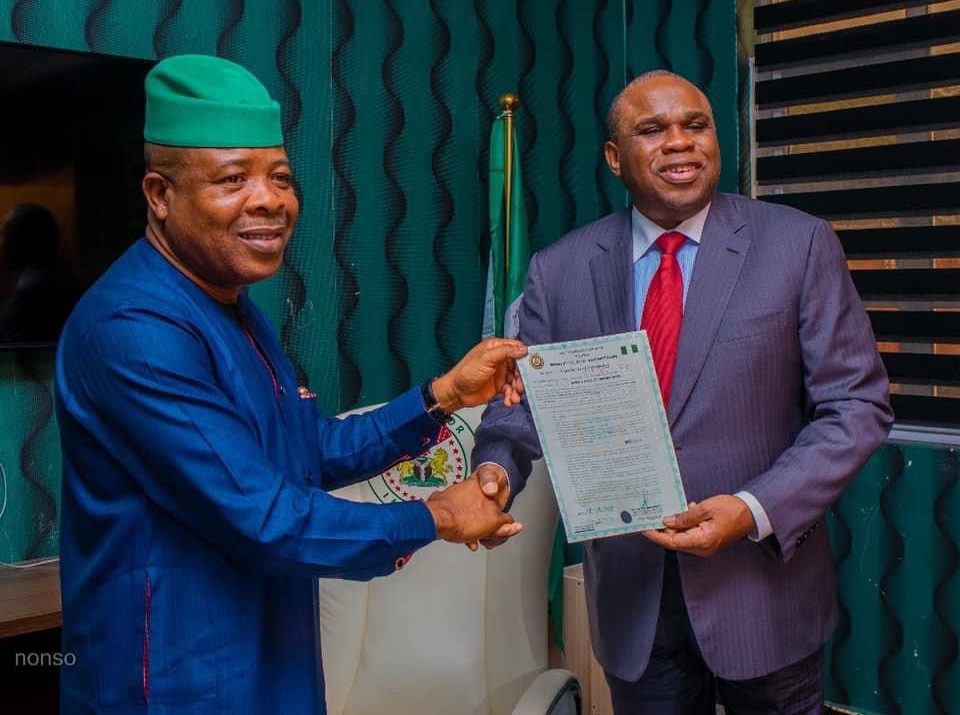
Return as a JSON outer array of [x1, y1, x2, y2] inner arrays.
[[320, 405, 580, 715]]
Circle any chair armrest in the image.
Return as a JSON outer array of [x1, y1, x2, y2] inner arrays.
[[512, 668, 582, 715]]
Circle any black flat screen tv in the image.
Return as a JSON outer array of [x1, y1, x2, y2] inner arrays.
[[0, 43, 152, 348]]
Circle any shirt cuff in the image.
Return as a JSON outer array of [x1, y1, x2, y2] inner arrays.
[[734, 490, 773, 542], [389, 499, 440, 544]]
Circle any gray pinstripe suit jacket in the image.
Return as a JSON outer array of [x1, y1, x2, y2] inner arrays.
[[473, 192, 893, 681]]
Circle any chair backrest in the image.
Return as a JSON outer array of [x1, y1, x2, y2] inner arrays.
[[320, 405, 559, 715]]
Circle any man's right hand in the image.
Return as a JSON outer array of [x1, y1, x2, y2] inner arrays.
[[425, 476, 522, 545]]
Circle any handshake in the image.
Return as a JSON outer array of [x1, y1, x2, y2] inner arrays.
[[418, 337, 526, 551], [424, 463, 517, 551]]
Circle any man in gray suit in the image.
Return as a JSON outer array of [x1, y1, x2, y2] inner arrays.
[[470, 71, 892, 713]]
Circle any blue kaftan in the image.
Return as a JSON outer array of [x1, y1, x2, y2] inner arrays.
[[56, 239, 440, 713]]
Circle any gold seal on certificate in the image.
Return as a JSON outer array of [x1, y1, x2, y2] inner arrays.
[[517, 330, 687, 542]]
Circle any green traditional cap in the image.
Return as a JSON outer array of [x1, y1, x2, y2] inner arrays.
[[144, 54, 283, 148]]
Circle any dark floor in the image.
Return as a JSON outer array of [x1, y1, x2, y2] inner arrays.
[[0, 631, 868, 715], [0, 627, 60, 715]]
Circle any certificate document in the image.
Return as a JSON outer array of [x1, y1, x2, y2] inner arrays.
[[518, 331, 687, 542]]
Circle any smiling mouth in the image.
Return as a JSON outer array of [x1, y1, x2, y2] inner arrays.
[[659, 162, 702, 184], [237, 228, 287, 254]]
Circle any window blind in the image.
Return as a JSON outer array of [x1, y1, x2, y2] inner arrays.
[[753, 0, 960, 427]]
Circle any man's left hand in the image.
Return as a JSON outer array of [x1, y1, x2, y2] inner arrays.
[[465, 463, 513, 552], [432, 339, 527, 412], [642, 495, 755, 558]]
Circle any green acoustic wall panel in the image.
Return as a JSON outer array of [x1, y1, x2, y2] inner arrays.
[[0, 1, 11, 40], [329, 0, 739, 408], [0, 0, 308, 565], [4, 0, 91, 51], [265, 0, 340, 405], [332, 0, 430, 405], [83, 0, 166, 58], [0, 352, 59, 564], [828, 447, 902, 713], [828, 442, 960, 714], [150, 0, 227, 57], [626, 0, 739, 196], [5, 5, 954, 712], [0, 1, 740, 565]]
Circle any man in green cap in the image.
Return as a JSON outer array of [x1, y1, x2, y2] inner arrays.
[[56, 54, 522, 714]]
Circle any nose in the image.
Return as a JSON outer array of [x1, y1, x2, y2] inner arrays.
[[662, 124, 694, 152], [247, 176, 286, 215]]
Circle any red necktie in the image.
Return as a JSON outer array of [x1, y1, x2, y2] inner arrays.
[[641, 231, 686, 407]]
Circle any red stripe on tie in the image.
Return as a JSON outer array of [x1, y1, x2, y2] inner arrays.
[[641, 231, 686, 407]]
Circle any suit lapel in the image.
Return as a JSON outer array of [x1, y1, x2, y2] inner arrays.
[[668, 195, 750, 426], [589, 209, 634, 335]]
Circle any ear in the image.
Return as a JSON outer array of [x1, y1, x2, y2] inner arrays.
[[142, 172, 171, 221], [603, 140, 621, 177]]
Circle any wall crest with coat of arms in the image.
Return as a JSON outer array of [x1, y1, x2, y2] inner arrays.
[[367, 414, 472, 503]]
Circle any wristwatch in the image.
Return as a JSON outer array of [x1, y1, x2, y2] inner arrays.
[[421, 379, 452, 425]]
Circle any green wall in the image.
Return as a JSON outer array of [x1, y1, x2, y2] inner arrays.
[[826, 441, 960, 715], [0, 0, 739, 559], [4, 4, 958, 712]]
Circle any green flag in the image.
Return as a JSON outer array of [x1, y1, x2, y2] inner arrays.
[[546, 526, 567, 652], [481, 103, 571, 653], [482, 109, 529, 339]]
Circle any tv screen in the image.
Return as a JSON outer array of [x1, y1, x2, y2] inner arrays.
[[0, 43, 152, 348]]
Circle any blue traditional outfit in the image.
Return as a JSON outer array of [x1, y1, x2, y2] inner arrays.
[[56, 56, 443, 713], [57, 240, 441, 713]]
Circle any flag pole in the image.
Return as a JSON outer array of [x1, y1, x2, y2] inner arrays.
[[499, 93, 519, 277]]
